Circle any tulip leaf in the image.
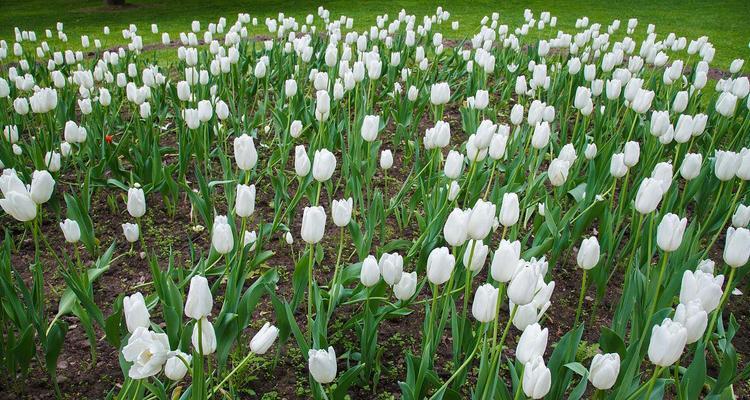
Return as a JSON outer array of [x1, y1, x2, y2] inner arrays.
[[547, 324, 584, 399], [683, 342, 706, 400], [291, 247, 312, 311], [331, 364, 365, 400], [44, 320, 68, 390], [599, 327, 626, 359]]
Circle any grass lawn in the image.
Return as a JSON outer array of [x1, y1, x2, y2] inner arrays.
[[0, 0, 748, 68]]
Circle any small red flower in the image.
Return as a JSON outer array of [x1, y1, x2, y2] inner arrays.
[[105, 134, 113, 144]]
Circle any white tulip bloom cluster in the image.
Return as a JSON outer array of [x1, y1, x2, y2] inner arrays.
[[2, 5, 750, 400]]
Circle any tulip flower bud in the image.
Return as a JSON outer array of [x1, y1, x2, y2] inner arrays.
[[407, 85, 419, 101], [510, 104, 524, 125], [235, 184, 256, 218], [192, 317, 217, 354], [331, 198, 353, 227], [623, 141, 640, 167], [122, 222, 140, 243], [394, 271, 418, 301], [516, 323, 548, 364], [724, 227, 750, 267], [489, 132, 509, 160], [680, 270, 723, 313], [379, 252, 404, 286], [301, 206, 326, 244], [308, 346, 337, 384], [474, 90, 489, 110], [430, 82, 450, 105], [63, 121, 87, 144], [285, 231, 293, 245], [360, 255, 381, 287], [164, 351, 191, 381], [584, 143, 597, 160], [127, 186, 146, 218], [467, 199, 496, 240], [243, 230, 257, 250], [680, 153, 702, 180], [630, 89, 654, 113], [657, 213, 687, 252], [522, 356, 552, 399], [380, 149, 393, 170], [443, 208, 468, 247], [30, 170, 54, 205], [215, 100, 229, 120], [290, 120, 303, 138], [650, 110, 670, 137], [730, 59, 744, 74], [361, 115, 379, 142], [123, 292, 150, 333], [674, 300, 707, 344], [556, 144, 577, 164], [588, 353, 620, 390], [233, 134, 258, 170], [497, 192, 519, 227], [610, 153, 628, 178], [491, 240, 521, 282], [547, 158, 570, 187], [285, 79, 298, 97], [712, 92, 737, 118], [185, 275, 213, 320], [652, 163, 675, 192], [447, 181, 460, 202], [211, 215, 234, 254], [648, 318, 687, 366], [672, 91, 689, 114], [472, 284, 499, 322], [59, 218, 81, 243], [714, 150, 740, 181], [295, 145, 311, 177], [312, 149, 336, 182], [426, 247, 455, 285], [463, 240, 489, 272], [531, 121, 550, 149], [444, 150, 464, 179], [732, 204, 750, 228], [474, 120, 496, 149], [508, 263, 539, 306], [577, 236, 600, 270], [139, 102, 151, 119], [250, 322, 279, 354], [197, 100, 212, 122], [634, 178, 664, 214]]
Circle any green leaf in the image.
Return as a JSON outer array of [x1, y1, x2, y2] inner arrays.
[[599, 327, 626, 359], [684, 342, 706, 400], [45, 320, 69, 384], [332, 364, 365, 400]]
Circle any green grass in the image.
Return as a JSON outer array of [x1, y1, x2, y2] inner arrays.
[[0, 0, 748, 69]]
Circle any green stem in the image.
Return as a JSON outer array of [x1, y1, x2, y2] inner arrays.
[[703, 267, 736, 343], [461, 241, 478, 327], [491, 283, 507, 349], [327, 228, 345, 318], [574, 269, 588, 326], [428, 328, 484, 399], [644, 365, 663, 400], [644, 252, 670, 332], [308, 243, 315, 345]]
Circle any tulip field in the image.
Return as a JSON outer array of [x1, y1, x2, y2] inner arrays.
[[3, 3, 750, 400]]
